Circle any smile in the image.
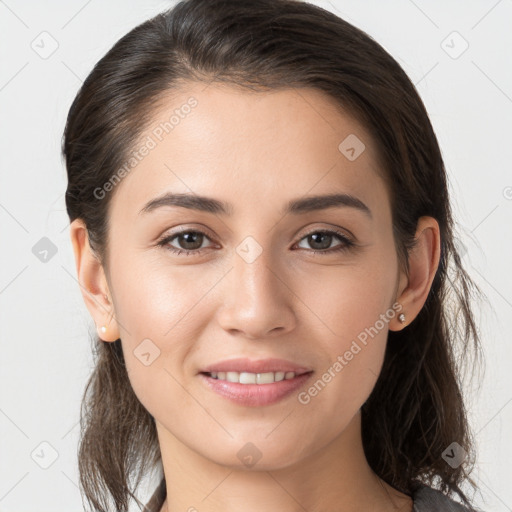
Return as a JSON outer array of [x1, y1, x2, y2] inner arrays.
[[204, 370, 299, 384]]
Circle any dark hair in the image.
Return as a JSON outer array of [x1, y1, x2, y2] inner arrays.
[[62, 0, 485, 510]]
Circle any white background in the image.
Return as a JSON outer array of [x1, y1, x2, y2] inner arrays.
[[0, 0, 511, 510]]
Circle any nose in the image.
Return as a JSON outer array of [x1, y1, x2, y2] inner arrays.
[[216, 246, 296, 339]]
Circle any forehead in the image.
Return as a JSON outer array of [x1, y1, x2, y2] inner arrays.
[[109, 83, 390, 223]]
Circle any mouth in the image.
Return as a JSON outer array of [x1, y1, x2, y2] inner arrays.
[[200, 369, 313, 385], [199, 357, 313, 379], [198, 370, 315, 407]]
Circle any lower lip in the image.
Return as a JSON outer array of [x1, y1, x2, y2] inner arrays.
[[198, 372, 314, 407]]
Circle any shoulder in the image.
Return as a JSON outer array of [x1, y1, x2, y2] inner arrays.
[[412, 484, 484, 512]]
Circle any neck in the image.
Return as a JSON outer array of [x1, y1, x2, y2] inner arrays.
[[155, 411, 412, 512]]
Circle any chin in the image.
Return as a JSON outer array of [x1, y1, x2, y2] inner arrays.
[[204, 443, 306, 472]]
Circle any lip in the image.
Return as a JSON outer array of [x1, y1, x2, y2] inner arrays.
[[199, 371, 314, 407], [199, 357, 312, 375]]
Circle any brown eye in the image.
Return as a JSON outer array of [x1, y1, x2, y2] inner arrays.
[[295, 230, 354, 254], [157, 230, 213, 256], [157, 228, 355, 257], [172, 231, 206, 251]]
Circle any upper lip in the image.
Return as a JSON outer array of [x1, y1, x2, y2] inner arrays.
[[200, 358, 313, 375]]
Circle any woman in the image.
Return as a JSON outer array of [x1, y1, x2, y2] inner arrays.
[[63, 0, 485, 511]]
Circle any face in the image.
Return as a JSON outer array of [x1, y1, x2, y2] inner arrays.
[[100, 83, 403, 469]]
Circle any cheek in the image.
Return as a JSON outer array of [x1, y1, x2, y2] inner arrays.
[[291, 251, 397, 411], [295, 287, 393, 431], [106, 253, 207, 403], [110, 250, 219, 339], [292, 251, 398, 345], [107, 251, 236, 408]]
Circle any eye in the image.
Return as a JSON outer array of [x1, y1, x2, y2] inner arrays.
[[157, 229, 214, 256], [294, 229, 354, 255], [157, 227, 355, 257]]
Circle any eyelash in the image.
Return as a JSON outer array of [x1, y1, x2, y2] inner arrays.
[[156, 228, 355, 257]]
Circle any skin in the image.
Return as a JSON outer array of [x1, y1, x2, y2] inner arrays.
[[70, 83, 440, 512]]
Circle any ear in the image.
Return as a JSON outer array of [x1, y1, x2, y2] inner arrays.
[[389, 216, 441, 331], [69, 218, 120, 342]]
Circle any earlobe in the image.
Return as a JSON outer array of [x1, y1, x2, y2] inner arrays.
[[390, 216, 441, 331], [69, 219, 120, 342]]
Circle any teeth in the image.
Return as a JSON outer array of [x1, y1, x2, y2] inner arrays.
[[209, 371, 297, 384]]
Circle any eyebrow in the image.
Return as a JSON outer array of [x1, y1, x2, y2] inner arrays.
[[139, 192, 372, 219]]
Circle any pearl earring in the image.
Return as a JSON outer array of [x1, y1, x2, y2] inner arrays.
[[100, 325, 107, 333], [398, 313, 406, 323]]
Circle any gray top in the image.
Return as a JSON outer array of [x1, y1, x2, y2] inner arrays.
[[144, 479, 483, 512], [413, 484, 483, 512]]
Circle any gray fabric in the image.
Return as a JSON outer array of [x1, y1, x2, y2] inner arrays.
[[413, 484, 482, 512]]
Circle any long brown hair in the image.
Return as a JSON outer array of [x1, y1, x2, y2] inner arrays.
[[62, 0, 485, 510]]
